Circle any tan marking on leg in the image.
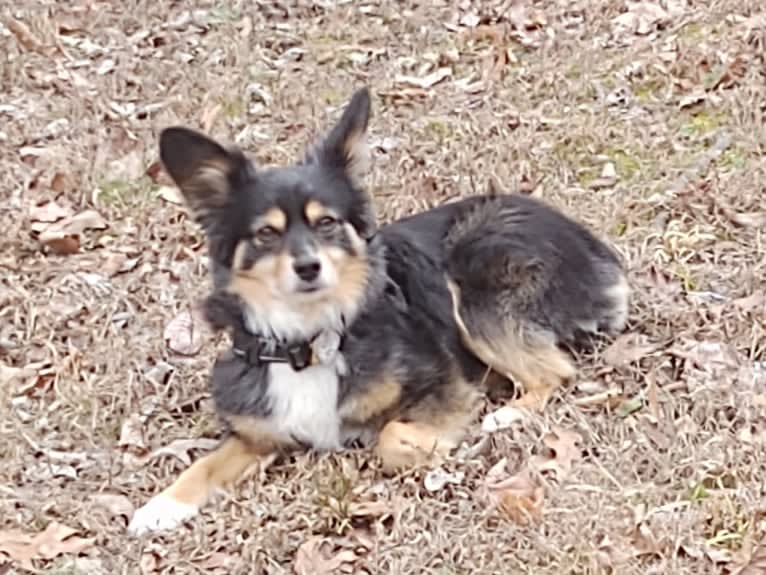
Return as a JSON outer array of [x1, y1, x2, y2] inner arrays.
[[447, 278, 575, 412], [374, 374, 479, 474], [375, 420, 458, 474], [340, 378, 402, 424], [158, 435, 268, 509]]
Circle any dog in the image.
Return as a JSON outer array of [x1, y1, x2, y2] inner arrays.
[[127, 87, 630, 535]]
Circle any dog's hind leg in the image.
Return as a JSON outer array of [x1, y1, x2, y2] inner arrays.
[[447, 279, 575, 411], [128, 427, 278, 535], [444, 196, 629, 411]]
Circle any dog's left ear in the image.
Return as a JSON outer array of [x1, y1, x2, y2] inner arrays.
[[314, 88, 371, 183]]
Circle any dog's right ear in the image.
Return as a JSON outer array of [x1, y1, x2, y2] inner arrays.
[[159, 127, 251, 230]]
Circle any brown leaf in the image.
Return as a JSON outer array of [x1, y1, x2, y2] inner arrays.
[[0, 522, 94, 569], [146, 437, 219, 466], [486, 468, 545, 526], [725, 209, 766, 229], [29, 201, 72, 226], [193, 551, 238, 570], [139, 551, 162, 574], [395, 67, 452, 89], [347, 500, 393, 519], [50, 172, 72, 194], [672, 340, 741, 374], [603, 332, 659, 367], [118, 413, 147, 452], [164, 308, 211, 356], [0, 363, 39, 387], [293, 537, 357, 575], [33, 209, 108, 255], [733, 291, 766, 312], [529, 426, 582, 480], [612, 2, 671, 37], [4, 17, 46, 53], [102, 252, 140, 277]]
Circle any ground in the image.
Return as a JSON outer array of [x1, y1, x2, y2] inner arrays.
[[1, 1, 765, 574]]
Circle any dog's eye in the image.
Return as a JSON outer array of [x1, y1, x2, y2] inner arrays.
[[254, 226, 280, 243], [316, 216, 338, 231]]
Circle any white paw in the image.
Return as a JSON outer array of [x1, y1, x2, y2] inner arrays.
[[127, 494, 198, 536]]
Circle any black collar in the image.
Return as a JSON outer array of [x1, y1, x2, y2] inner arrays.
[[232, 331, 317, 371]]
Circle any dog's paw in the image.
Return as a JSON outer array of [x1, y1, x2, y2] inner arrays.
[[128, 494, 198, 536]]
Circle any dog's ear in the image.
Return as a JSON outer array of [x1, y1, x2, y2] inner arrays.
[[159, 127, 251, 230], [314, 88, 371, 183]]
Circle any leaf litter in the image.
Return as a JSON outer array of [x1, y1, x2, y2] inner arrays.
[[0, 522, 95, 569], [28, 201, 108, 255], [293, 537, 357, 575]]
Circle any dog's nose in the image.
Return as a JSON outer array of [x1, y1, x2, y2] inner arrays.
[[293, 257, 321, 282]]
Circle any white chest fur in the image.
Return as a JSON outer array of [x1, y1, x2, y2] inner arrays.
[[265, 361, 343, 451]]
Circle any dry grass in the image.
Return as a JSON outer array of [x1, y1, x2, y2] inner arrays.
[[1, 1, 766, 573]]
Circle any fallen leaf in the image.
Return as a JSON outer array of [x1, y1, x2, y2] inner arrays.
[[528, 426, 583, 480], [673, 340, 741, 375], [0, 522, 95, 569], [424, 468, 464, 492], [0, 363, 39, 386], [164, 308, 211, 356], [733, 291, 766, 312], [481, 405, 526, 432], [293, 537, 357, 575], [29, 201, 72, 227], [50, 171, 72, 193], [612, 2, 671, 37], [33, 209, 108, 255], [679, 91, 707, 110], [139, 550, 162, 574], [724, 209, 766, 229], [156, 185, 184, 205], [347, 500, 393, 519], [91, 493, 135, 520], [739, 534, 766, 574], [146, 437, 219, 466], [615, 396, 644, 418], [4, 17, 46, 53], [102, 252, 140, 277], [193, 552, 237, 570], [118, 413, 146, 452], [486, 468, 544, 526], [395, 67, 452, 89], [603, 332, 659, 367]]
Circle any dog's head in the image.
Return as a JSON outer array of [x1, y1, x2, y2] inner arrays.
[[160, 88, 378, 340]]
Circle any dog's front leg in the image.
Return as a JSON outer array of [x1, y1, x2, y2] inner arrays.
[[128, 435, 271, 535]]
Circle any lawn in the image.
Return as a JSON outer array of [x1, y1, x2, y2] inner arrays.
[[1, 1, 765, 573]]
